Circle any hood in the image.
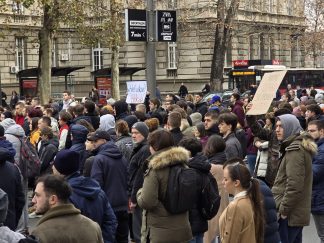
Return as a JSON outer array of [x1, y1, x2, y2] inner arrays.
[[97, 141, 123, 159], [278, 114, 303, 140], [189, 153, 211, 173], [149, 147, 190, 170], [5, 124, 25, 137], [206, 123, 220, 136], [0, 147, 14, 163], [114, 100, 128, 118], [68, 174, 101, 199], [234, 100, 244, 107], [208, 151, 227, 165], [71, 124, 88, 144], [0, 118, 16, 131], [41, 137, 59, 148], [99, 114, 115, 131], [281, 132, 317, 156]]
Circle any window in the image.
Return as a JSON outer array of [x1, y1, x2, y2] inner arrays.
[[287, 0, 293, 15], [92, 42, 103, 71], [52, 38, 57, 67], [12, 1, 24, 14], [15, 37, 25, 71], [248, 34, 261, 59], [167, 42, 177, 69]]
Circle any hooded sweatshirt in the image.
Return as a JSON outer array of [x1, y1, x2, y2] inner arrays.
[[4, 124, 25, 163], [277, 114, 303, 141], [68, 172, 117, 243], [70, 125, 88, 173]]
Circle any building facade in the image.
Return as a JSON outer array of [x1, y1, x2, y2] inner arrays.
[[0, 0, 307, 97]]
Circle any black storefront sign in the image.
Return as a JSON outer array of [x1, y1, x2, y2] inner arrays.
[[156, 10, 177, 42], [125, 9, 147, 42]]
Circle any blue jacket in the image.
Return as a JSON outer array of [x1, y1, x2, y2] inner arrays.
[[91, 141, 128, 212], [70, 125, 88, 173], [68, 172, 117, 243], [312, 137, 324, 214], [0, 138, 16, 161], [259, 180, 280, 243]]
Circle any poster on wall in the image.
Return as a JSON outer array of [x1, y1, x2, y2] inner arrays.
[[21, 79, 37, 98], [96, 77, 112, 105], [126, 81, 147, 104]]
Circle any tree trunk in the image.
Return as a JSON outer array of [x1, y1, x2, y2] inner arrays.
[[111, 45, 120, 100], [38, 4, 53, 104], [210, 0, 240, 91]]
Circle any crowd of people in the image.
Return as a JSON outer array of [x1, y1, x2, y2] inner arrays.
[[0, 85, 323, 243]]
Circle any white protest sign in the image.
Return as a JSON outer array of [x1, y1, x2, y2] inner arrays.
[[247, 70, 287, 115], [126, 81, 147, 104]]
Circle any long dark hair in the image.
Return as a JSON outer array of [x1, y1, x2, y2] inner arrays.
[[224, 159, 264, 243]]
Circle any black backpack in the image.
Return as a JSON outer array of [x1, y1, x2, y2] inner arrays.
[[199, 172, 221, 220], [163, 164, 198, 214]]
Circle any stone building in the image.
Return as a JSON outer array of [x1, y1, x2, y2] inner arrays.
[[0, 0, 306, 98]]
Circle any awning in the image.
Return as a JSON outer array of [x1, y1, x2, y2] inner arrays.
[[91, 67, 145, 77], [17, 66, 85, 78]]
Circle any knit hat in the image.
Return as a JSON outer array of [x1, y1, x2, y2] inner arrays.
[[0, 118, 16, 131], [124, 115, 138, 129], [132, 122, 149, 139], [190, 112, 202, 126], [277, 114, 303, 141], [0, 188, 8, 224], [53, 150, 80, 176], [0, 125, 4, 137], [209, 95, 221, 105]]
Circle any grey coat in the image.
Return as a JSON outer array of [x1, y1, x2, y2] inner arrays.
[[224, 132, 243, 160], [4, 125, 26, 163]]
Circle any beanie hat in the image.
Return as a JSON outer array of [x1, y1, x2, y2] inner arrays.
[[190, 112, 202, 126], [132, 122, 149, 139], [124, 115, 138, 129], [0, 118, 16, 131], [0, 189, 8, 224], [209, 95, 221, 105], [0, 125, 4, 137], [53, 150, 80, 176]]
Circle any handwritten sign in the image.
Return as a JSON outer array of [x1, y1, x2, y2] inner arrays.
[[126, 81, 147, 104], [247, 70, 287, 115]]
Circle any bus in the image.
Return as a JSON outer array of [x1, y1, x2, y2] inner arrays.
[[228, 66, 324, 93]]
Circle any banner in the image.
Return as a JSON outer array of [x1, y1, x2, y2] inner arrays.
[[96, 77, 112, 105], [126, 81, 147, 104], [247, 70, 287, 115]]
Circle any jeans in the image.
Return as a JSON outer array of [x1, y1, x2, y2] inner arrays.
[[114, 210, 129, 243], [313, 214, 324, 243], [278, 217, 303, 243], [189, 233, 204, 243], [132, 206, 143, 243], [247, 154, 257, 175]]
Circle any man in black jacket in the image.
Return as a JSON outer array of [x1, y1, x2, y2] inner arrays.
[[128, 122, 151, 243], [167, 111, 184, 144], [0, 147, 25, 230]]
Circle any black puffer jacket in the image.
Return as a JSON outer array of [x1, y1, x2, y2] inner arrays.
[[188, 153, 211, 235]]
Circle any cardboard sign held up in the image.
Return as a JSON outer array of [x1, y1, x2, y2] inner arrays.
[[247, 70, 287, 115], [126, 81, 147, 104]]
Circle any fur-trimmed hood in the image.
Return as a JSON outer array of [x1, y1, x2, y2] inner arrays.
[[149, 147, 190, 170], [282, 132, 317, 156]]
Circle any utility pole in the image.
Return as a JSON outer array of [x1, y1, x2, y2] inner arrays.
[[146, 0, 156, 98]]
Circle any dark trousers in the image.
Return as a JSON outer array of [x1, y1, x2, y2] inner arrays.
[[114, 210, 129, 243], [278, 217, 303, 243]]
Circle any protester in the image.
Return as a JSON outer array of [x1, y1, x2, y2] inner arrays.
[[52, 150, 118, 243], [220, 160, 264, 243], [137, 130, 192, 242], [115, 120, 133, 162], [272, 114, 317, 243], [31, 175, 103, 242], [178, 83, 189, 98]]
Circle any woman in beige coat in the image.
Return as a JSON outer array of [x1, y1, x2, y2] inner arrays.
[[219, 158, 264, 243]]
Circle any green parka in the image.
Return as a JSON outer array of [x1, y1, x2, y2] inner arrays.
[[272, 133, 317, 227], [137, 147, 193, 243]]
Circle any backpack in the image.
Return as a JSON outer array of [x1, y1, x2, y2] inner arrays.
[[163, 164, 198, 214], [17, 137, 41, 180], [199, 172, 221, 220]]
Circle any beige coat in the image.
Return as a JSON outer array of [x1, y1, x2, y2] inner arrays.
[[203, 164, 229, 243], [137, 147, 193, 243], [219, 196, 256, 243]]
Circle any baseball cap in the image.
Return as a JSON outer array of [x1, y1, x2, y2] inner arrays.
[[87, 130, 111, 141]]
